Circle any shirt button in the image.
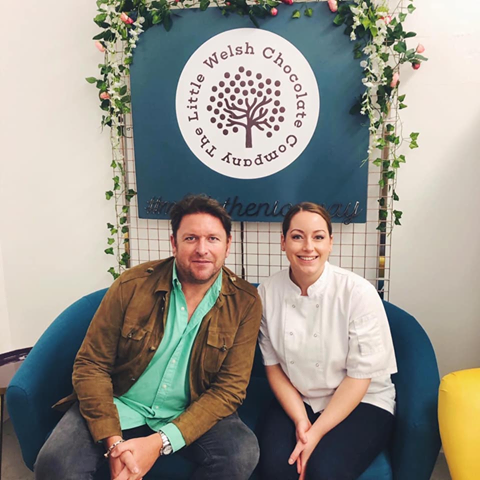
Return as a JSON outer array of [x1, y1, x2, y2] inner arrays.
[[292, 305, 296, 308], [155, 406, 159, 409], [316, 363, 320, 367], [162, 384, 167, 389], [290, 361, 294, 364], [314, 333, 318, 338], [316, 304, 319, 308], [290, 332, 293, 336], [181, 306, 185, 311], [172, 359, 176, 364], [130, 377, 136, 382]]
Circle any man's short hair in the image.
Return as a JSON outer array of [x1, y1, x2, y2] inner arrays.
[[170, 194, 232, 239]]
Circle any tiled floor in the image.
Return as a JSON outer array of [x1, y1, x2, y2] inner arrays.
[[1, 419, 451, 479]]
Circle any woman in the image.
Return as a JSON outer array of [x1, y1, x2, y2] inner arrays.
[[258, 202, 397, 480]]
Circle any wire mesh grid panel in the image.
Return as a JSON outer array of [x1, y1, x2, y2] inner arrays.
[[122, 109, 393, 298]]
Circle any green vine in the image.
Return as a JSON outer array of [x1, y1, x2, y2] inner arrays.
[[87, 0, 426, 278]]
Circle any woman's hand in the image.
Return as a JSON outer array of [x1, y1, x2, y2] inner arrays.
[[295, 417, 311, 445], [289, 430, 322, 478]]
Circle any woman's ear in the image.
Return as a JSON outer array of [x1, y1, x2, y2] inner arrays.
[[281, 234, 286, 252]]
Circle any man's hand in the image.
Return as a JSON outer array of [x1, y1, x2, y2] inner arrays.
[[104, 435, 140, 480], [110, 434, 163, 480]]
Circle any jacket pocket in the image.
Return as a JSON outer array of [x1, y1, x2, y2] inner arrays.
[[204, 330, 235, 373], [117, 322, 149, 360]]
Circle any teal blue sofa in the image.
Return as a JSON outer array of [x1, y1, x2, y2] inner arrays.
[[7, 288, 441, 479]]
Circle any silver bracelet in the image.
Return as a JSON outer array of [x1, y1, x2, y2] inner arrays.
[[104, 439, 125, 458]]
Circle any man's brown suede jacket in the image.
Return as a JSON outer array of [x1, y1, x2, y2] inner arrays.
[[55, 257, 262, 445]]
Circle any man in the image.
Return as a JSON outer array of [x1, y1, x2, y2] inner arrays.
[[35, 194, 262, 480]]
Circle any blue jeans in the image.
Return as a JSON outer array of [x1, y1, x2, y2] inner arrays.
[[35, 403, 259, 480], [259, 400, 394, 480]]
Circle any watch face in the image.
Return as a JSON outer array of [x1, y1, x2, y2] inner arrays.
[[163, 444, 173, 455]]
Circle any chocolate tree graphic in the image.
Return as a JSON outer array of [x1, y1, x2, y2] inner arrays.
[[207, 66, 286, 148]]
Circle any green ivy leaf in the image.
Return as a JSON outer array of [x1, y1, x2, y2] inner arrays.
[[122, 226, 129, 234], [119, 216, 128, 225], [399, 13, 407, 22], [292, 9, 301, 19], [386, 124, 395, 132], [398, 155, 406, 163], [333, 14, 345, 26], [305, 8, 313, 17], [122, 206, 130, 213], [108, 238, 115, 245], [86, 77, 97, 84], [200, 0, 210, 11], [376, 222, 387, 233], [398, 94, 406, 102], [410, 132, 420, 141], [104, 247, 114, 255], [106, 191, 114, 200], [373, 158, 382, 167], [399, 103, 407, 109], [163, 13, 173, 31], [119, 85, 128, 96], [405, 31, 417, 38], [108, 267, 120, 280], [394, 41, 407, 54], [378, 197, 386, 207], [107, 223, 114, 229], [407, 4, 416, 14], [379, 209, 388, 220], [111, 160, 117, 168], [393, 190, 400, 201]]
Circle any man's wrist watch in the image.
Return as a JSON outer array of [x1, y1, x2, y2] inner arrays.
[[158, 430, 173, 456]]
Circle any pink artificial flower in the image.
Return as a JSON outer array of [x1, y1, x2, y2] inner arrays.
[[282, 0, 293, 4], [383, 15, 392, 24], [390, 72, 399, 88], [412, 63, 421, 70], [120, 12, 134, 24], [100, 92, 110, 100], [327, 0, 338, 12], [271, 7, 278, 15], [416, 44, 425, 53], [95, 41, 105, 53]]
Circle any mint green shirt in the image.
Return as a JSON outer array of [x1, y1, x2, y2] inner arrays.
[[114, 263, 222, 452]]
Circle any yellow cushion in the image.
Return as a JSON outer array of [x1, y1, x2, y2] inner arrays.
[[438, 368, 480, 480]]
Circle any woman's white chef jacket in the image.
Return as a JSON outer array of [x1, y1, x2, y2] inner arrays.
[[258, 262, 397, 414]]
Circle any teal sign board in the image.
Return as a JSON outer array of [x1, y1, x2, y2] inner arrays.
[[130, 3, 368, 223]]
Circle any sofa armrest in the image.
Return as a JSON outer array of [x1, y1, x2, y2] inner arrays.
[[7, 289, 107, 470]]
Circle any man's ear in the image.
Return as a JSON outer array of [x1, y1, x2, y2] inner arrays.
[[225, 235, 232, 258], [170, 234, 177, 256]]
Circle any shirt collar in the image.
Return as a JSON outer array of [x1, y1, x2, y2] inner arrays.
[[287, 261, 331, 297]]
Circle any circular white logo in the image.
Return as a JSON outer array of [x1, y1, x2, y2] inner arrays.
[[176, 28, 320, 179]]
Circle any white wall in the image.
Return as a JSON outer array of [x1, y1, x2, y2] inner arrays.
[[1, 0, 478, 378], [0, 240, 12, 352], [1, 0, 114, 350], [390, 0, 480, 377]]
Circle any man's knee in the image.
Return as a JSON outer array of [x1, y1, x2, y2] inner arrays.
[[229, 428, 260, 476], [35, 442, 74, 480]]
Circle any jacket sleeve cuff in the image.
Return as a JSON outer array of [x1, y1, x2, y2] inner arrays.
[[160, 423, 186, 453]]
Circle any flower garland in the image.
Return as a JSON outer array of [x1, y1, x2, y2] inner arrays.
[[87, 0, 426, 278]]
